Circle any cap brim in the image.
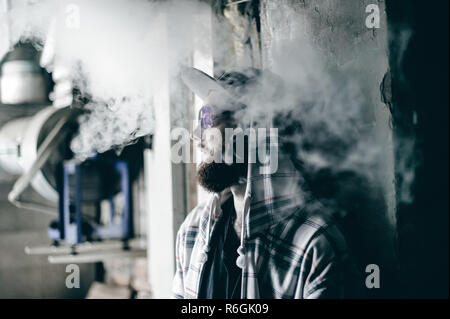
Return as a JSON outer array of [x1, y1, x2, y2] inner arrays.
[[181, 67, 232, 101]]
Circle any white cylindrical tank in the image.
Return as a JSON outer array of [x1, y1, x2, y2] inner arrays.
[[0, 60, 48, 104]]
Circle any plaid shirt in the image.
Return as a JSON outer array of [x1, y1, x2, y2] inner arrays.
[[173, 151, 357, 299]]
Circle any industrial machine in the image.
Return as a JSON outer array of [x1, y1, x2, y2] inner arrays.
[[0, 42, 146, 264], [49, 158, 133, 245]]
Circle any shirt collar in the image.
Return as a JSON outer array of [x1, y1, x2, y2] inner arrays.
[[199, 154, 305, 243]]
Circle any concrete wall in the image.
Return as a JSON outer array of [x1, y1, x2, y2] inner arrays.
[[145, 13, 190, 298], [259, 0, 397, 296]]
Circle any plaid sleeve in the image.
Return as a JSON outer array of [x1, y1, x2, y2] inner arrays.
[[298, 226, 348, 299], [172, 227, 185, 299]]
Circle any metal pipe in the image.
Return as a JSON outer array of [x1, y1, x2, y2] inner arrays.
[[25, 238, 147, 255], [48, 249, 146, 264], [225, 0, 251, 6]]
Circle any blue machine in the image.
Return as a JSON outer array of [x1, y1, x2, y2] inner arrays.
[[48, 158, 132, 245]]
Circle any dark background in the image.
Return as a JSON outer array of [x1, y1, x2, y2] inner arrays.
[[387, 0, 449, 298]]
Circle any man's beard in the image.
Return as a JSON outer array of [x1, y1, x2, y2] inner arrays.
[[197, 161, 247, 193]]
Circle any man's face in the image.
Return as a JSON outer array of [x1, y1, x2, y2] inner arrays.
[[195, 94, 247, 193]]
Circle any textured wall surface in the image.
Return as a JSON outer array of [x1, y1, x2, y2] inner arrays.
[[260, 0, 397, 296]]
